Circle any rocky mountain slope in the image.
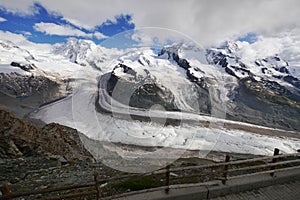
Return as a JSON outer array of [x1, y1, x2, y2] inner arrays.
[[206, 42, 300, 130], [105, 42, 300, 131], [107, 46, 214, 115], [0, 72, 69, 119], [0, 108, 93, 161]]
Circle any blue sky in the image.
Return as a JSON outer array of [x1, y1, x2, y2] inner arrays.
[[0, 3, 135, 45], [238, 33, 257, 44]]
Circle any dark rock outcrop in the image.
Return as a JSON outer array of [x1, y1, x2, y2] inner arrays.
[[227, 77, 300, 131], [283, 75, 300, 89], [107, 64, 178, 111], [10, 62, 35, 72], [0, 73, 60, 98], [0, 73, 69, 119]]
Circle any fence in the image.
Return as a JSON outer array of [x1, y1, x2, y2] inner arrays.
[[1, 148, 300, 200]]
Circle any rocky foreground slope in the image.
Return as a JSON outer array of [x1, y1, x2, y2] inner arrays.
[[0, 108, 93, 161], [0, 107, 249, 195]]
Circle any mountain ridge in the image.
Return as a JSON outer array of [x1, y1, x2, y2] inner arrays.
[[1, 38, 300, 131]]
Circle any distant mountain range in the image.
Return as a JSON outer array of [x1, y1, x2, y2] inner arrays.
[[1, 38, 300, 131]]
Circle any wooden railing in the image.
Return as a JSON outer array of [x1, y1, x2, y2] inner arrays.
[[1, 148, 300, 200]]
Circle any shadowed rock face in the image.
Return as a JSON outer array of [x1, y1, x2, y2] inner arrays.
[[107, 64, 179, 111], [0, 73, 60, 98], [227, 77, 300, 131], [106, 46, 213, 114], [128, 82, 178, 111], [0, 108, 93, 162], [0, 73, 70, 120]]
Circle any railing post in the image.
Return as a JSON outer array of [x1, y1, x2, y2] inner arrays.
[[222, 155, 230, 184], [94, 172, 101, 200], [1, 183, 12, 200], [165, 165, 170, 194], [270, 148, 280, 176]]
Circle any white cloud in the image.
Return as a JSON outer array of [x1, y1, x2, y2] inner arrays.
[[22, 31, 32, 36], [62, 17, 95, 30], [1, 0, 300, 46], [93, 31, 107, 39], [0, 17, 7, 22], [237, 29, 300, 63], [0, 0, 35, 15], [33, 22, 107, 39], [34, 22, 91, 37], [235, 28, 300, 77], [0, 30, 56, 54], [0, 30, 30, 45], [130, 28, 198, 48]]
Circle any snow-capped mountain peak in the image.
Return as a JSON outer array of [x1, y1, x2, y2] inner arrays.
[[207, 41, 298, 82], [0, 39, 35, 63], [53, 38, 107, 68], [220, 41, 239, 54]]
